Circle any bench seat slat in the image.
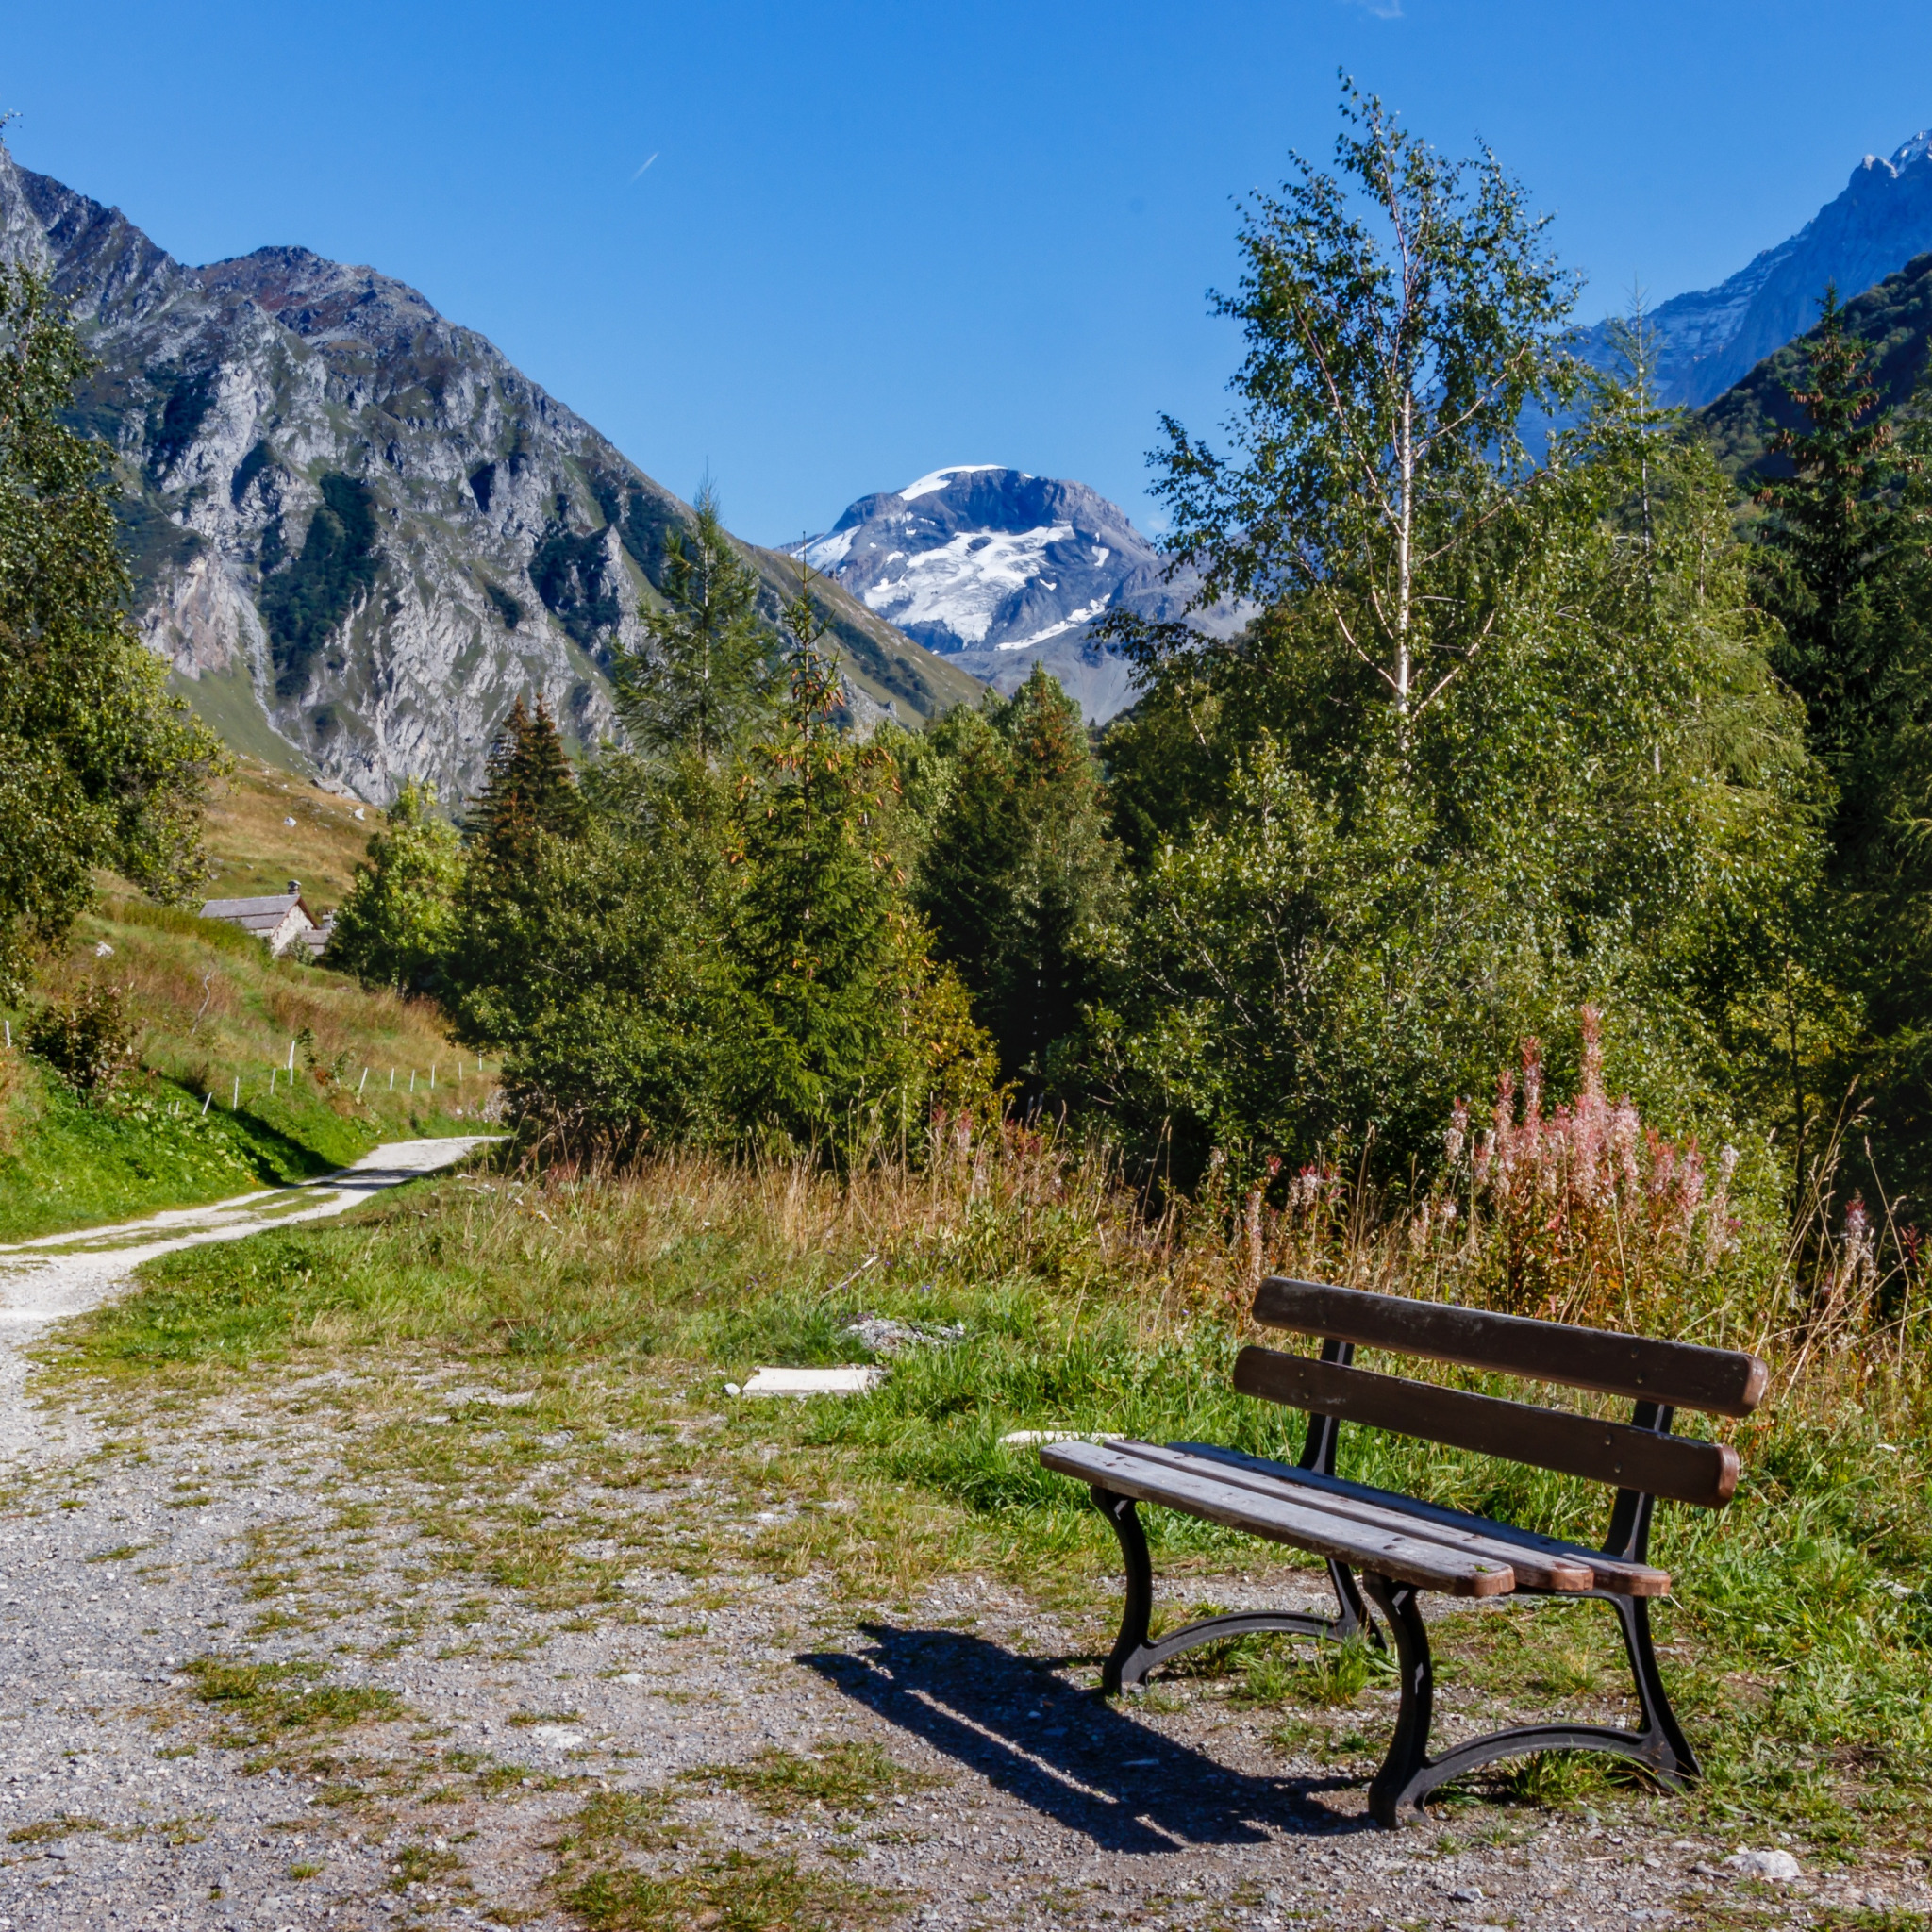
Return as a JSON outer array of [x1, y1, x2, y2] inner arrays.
[[1161, 1442, 1671, 1597], [1106, 1441, 1597, 1592], [1252, 1278, 1768, 1418], [1234, 1347, 1740, 1508], [1039, 1441, 1517, 1597]]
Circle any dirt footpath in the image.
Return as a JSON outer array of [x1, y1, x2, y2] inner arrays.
[[0, 1178, 1924, 1928]]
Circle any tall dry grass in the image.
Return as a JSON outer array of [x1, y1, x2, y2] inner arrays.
[[510, 1066, 1924, 1436]]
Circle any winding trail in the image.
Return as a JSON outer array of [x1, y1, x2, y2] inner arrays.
[[0, 1135, 495, 1459]]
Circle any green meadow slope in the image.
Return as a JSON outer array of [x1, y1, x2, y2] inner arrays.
[[0, 885, 491, 1242]]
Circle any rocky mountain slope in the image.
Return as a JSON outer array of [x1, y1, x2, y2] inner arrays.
[[1580, 130, 1932, 407], [791, 466, 1238, 722], [1700, 244, 1932, 480], [0, 146, 977, 806]]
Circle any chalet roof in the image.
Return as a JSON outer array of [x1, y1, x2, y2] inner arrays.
[[200, 883, 319, 952]]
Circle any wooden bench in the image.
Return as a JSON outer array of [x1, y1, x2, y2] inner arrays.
[[1041, 1277, 1767, 1826]]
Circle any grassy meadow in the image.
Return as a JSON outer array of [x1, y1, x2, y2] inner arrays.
[[52, 1130, 1932, 1857], [0, 892, 491, 1240], [198, 756, 387, 911]]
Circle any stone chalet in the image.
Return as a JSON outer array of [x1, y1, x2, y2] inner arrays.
[[200, 881, 332, 960]]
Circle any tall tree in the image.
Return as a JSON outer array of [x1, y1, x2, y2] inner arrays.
[[325, 780, 463, 993], [1092, 119, 1821, 1183], [614, 486, 780, 765], [1147, 81, 1577, 740], [446, 696, 588, 1044], [464, 696, 586, 874], [712, 579, 998, 1152], [1749, 291, 1932, 1202], [917, 666, 1118, 1106], [0, 266, 221, 991], [1752, 288, 1907, 766], [724, 587, 913, 1144]]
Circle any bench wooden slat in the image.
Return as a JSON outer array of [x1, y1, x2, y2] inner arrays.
[[1163, 1442, 1672, 1597], [1251, 1279, 1769, 1419], [1040, 1440, 1517, 1597], [1234, 1346, 1740, 1508], [1107, 1441, 1597, 1592]]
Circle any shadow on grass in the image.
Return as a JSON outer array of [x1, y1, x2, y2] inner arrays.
[[801, 1623, 1363, 1851]]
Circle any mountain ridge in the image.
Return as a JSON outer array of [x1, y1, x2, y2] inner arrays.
[[0, 149, 979, 806], [1580, 130, 1932, 407]]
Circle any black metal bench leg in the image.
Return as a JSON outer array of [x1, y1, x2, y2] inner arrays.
[[1327, 1558, 1373, 1643], [1360, 1573, 1435, 1828], [1612, 1591, 1699, 1786], [1091, 1486, 1368, 1693], [1092, 1488, 1155, 1695]]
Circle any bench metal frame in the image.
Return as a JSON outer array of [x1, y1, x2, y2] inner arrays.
[[1089, 1343, 1703, 1826]]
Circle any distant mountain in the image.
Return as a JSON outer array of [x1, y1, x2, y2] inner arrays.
[[0, 147, 978, 806], [1700, 246, 1932, 481], [791, 466, 1239, 723], [1580, 131, 1932, 408]]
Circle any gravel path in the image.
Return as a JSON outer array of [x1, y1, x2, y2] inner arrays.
[[0, 1153, 1924, 1930], [0, 1140, 494, 1464]]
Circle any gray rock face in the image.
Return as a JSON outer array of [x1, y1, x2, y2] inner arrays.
[[1580, 130, 1932, 407], [791, 466, 1237, 723], [0, 148, 975, 804]]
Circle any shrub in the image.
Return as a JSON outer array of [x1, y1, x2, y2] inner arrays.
[[25, 981, 138, 1093]]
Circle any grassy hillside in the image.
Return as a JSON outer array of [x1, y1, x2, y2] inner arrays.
[[199, 758, 385, 914], [0, 896, 492, 1241]]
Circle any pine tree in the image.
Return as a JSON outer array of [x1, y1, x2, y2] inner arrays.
[[725, 588, 912, 1142], [1751, 292, 1932, 1202], [1753, 288, 1908, 764], [916, 666, 1118, 1105], [465, 696, 586, 873], [614, 486, 780, 764]]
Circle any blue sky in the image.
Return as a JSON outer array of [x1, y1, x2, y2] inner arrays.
[[13, 1, 1932, 542]]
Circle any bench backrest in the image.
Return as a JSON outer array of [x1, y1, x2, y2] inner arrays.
[[1237, 1278, 1768, 1511]]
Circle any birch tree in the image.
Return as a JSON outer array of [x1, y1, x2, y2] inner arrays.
[[1151, 83, 1577, 735]]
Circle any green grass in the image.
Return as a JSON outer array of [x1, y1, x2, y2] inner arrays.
[[676, 1742, 940, 1816], [0, 892, 491, 1240], [54, 1151, 1932, 1849], [558, 1844, 897, 1932], [183, 1656, 408, 1748]]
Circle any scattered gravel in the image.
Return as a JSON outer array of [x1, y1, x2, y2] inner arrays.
[[0, 1153, 1925, 1929]]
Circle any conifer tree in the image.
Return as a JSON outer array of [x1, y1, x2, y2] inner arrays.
[[614, 486, 780, 764], [917, 666, 1118, 1105], [1750, 291, 1932, 1200], [725, 585, 913, 1143], [465, 695, 586, 874], [1752, 288, 1908, 764]]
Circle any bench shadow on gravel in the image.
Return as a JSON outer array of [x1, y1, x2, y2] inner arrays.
[[802, 1624, 1362, 1851]]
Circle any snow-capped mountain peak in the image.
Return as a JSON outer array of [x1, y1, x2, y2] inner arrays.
[[790, 465, 1239, 721]]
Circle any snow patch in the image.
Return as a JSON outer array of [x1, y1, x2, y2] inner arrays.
[[858, 524, 1074, 644], [800, 526, 855, 571], [898, 464, 1008, 503], [1000, 597, 1110, 650]]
